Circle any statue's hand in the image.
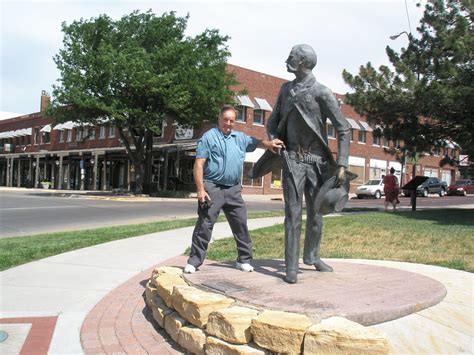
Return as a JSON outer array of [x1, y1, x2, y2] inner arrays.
[[334, 166, 346, 187]]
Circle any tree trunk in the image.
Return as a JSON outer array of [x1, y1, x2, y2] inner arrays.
[[142, 130, 154, 194], [132, 160, 145, 194], [118, 127, 146, 195]]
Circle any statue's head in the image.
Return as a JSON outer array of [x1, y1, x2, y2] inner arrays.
[[286, 44, 317, 73]]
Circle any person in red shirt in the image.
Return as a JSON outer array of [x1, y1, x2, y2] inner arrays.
[[383, 167, 400, 211]]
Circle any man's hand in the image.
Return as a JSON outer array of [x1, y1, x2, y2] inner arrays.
[[334, 166, 346, 187], [196, 189, 210, 203], [262, 138, 284, 154]]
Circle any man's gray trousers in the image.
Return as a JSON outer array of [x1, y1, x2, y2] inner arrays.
[[187, 182, 253, 268]]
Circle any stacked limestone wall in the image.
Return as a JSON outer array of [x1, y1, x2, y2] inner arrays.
[[145, 266, 390, 354]]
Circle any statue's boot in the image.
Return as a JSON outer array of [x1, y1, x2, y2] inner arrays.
[[313, 259, 333, 272], [284, 270, 298, 284]]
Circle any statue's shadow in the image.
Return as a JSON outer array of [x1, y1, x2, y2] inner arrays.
[[204, 258, 288, 281]]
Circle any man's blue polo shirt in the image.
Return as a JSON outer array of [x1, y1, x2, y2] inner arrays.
[[196, 127, 259, 186]]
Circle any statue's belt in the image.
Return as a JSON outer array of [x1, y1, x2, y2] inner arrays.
[[285, 151, 326, 165]]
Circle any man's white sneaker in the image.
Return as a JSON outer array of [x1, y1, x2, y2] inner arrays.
[[236, 262, 254, 272], [184, 264, 196, 274]]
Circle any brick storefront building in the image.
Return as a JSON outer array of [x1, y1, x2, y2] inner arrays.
[[0, 65, 459, 194]]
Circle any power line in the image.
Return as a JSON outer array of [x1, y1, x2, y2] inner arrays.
[[404, 0, 413, 34]]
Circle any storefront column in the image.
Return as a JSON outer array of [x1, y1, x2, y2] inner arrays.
[[92, 153, 98, 190], [175, 148, 180, 178], [58, 155, 64, 190], [51, 157, 57, 189], [6, 157, 11, 187], [17, 157, 21, 187], [28, 157, 33, 188], [80, 158, 85, 190], [102, 156, 107, 191], [126, 160, 132, 191], [163, 149, 169, 190], [65, 159, 70, 190], [9, 157, 15, 187], [34, 156, 40, 187]]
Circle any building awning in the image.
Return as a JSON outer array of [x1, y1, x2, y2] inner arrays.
[[16, 128, 31, 136], [357, 120, 373, 132], [62, 121, 75, 130], [0, 130, 13, 138], [235, 95, 254, 108], [11, 129, 24, 137], [40, 124, 51, 133], [346, 118, 361, 130], [53, 123, 65, 130], [254, 97, 273, 111], [0, 128, 32, 138]]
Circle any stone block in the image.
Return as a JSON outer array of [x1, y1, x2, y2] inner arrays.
[[206, 336, 266, 355], [177, 325, 206, 354], [207, 306, 259, 344], [251, 310, 312, 353], [303, 317, 389, 355], [145, 281, 157, 307], [154, 273, 188, 308], [172, 285, 235, 328], [149, 295, 173, 328], [151, 266, 183, 283], [164, 311, 188, 342]]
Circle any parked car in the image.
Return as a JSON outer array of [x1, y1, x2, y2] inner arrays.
[[447, 179, 474, 196], [355, 179, 384, 199], [403, 177, 447, 197]]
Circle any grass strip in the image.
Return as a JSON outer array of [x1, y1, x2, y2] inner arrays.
[[207, 209, 474, 272], [0, 210, 284, 271]]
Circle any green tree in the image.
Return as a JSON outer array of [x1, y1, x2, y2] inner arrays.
[[49, 10, 236, 193], [342, 0, 473, 174]]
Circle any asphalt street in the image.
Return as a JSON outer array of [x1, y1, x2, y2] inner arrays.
[[0, 189, 284, 238], [1, 187, 473, 238]]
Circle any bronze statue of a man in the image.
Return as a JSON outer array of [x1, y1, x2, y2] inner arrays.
[[253, 44, 351, 284]]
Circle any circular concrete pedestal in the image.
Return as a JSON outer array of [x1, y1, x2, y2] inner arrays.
[[184, 259, 446, 326]]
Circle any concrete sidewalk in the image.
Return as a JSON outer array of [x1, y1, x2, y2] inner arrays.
[[1, 214, 472, 354], [0, 217, 285, 354]]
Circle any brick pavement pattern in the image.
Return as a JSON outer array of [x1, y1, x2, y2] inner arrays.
[[81, 255, 448, 354], [81, 256, 186, 354], [0, 316, 57, 355]]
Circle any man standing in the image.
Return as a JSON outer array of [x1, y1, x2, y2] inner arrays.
[[184, 105, 282, 274], [265, 44, 351, 284]]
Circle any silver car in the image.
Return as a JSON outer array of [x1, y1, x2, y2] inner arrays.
[[355, 179, 385, 199]]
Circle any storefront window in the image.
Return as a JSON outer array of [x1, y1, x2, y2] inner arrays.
[[236, 106, 246, 122], [271, 165, 282, 188], [253, 109, 264, 125], [242, 162, 262, 187]]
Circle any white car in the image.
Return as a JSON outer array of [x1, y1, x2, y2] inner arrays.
[[355, 179, 385, 199]]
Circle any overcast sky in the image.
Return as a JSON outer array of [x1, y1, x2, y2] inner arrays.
[[1, 0, 424, 115]]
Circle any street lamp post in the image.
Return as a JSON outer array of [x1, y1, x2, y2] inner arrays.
[[389, 31, 410, 41]]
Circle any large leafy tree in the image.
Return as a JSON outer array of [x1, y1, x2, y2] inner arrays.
[[49, 10, 236, 193], [343, 0, 473, 178]]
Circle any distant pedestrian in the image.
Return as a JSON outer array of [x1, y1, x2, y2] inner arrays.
[[383, 167, 399, 211]]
